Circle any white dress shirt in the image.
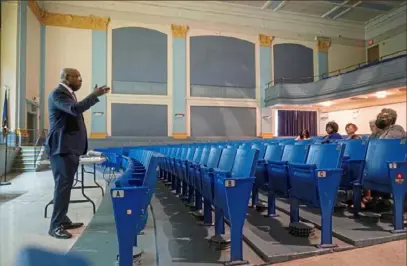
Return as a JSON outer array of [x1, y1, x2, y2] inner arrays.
[[60, 83, 77, 102]]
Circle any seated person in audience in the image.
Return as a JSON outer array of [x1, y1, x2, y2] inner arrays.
[[368, 119, 383, 139], [376, 108, 406, 213], [345, 123, 361, 139], [376, 108, 406, 139], [321, 121, 342, 143], [295, 129, 311, 140]]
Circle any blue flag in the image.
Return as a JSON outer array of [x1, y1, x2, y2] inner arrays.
[[2, 90, 9, 138]]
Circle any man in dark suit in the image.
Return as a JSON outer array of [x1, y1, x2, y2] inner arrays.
[[46, 68, 110, 239]]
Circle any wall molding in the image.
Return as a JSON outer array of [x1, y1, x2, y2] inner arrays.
[[27, 0, 109, 30], [365, 4, 407, 40], [41, 1, 365, 45]]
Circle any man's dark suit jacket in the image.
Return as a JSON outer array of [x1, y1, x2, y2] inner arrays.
[[45, 84, 99, 156]]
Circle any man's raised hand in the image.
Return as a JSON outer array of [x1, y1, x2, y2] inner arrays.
[[93, 84, 110, 97]]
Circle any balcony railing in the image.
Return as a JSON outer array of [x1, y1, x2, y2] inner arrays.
[[266, 49, 407, 88]]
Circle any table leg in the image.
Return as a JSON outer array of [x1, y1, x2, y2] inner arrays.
[[81, 165, 96, 214]]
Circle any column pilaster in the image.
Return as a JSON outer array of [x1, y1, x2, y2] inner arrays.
[[171, 24, 189, 139]]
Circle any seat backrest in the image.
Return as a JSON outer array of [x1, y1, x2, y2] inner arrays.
[[343, 139, 369, 160], [199, 147, 211, 165], [232, 148, 259, 177], [264, 144, 284, 161], [279, 139, 295, 145], [179, 147, 188, 160], [192, 146, 204, 163], [206, 147, 223, 168], [217, 147, 238, 171], [363, 139, 407, 181], [252, 143, 266, 159], [143, 154, 162, 189], [185, 147, 196, 161], [169, 147, 177, 157], [306, 144, 345, 168], [295, 139, 313, 145], [174, 147, 183, 159], [281, 144, 310, 163]]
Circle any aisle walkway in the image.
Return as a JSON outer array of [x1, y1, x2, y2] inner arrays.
[[0, 171, 104, 266]]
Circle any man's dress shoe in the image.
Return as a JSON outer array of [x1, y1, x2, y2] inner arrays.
[[62, 222, 84, 230], [48, 227, 72, 239]]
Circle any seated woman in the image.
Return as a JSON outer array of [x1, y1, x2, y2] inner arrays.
[[345, 123, 361, 140], [295, 129, 311, 140], [321, 121, 342, 143]]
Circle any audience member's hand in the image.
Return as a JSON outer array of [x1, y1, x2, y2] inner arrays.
[[93, 84, 110, 97]]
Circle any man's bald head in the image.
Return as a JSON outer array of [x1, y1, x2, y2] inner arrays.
[[61, 68, 82, 91]]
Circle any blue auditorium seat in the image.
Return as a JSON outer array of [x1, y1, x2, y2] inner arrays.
[[252, 144, 284, 208], [212, 147, 259, 264], [194, 146, 223, 225], [266, 144, 310, 216], [289, 143, 345, 247], [357, 139, 407, 233], [14, 247, 90, 266], [111, 151, 162, 266], [339, 139, 368, 191]]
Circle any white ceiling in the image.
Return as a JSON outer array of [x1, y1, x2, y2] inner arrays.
[[223, 0, 406, 23]]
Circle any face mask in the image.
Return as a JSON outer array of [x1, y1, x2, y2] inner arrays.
[[375, 119, 387, 129]]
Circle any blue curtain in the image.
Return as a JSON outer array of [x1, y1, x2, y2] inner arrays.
[[277, 110, 317, 136]]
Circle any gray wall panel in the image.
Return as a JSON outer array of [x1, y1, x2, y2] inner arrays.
[[111, 104, 168, 136], [273, 43, 314, 84], [190, 106, 256, 137], [112, 27, 167, 94], [190, 36, 255, 98]]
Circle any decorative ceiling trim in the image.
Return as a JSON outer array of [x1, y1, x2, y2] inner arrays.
[[27, 0, 110, 31], [41, 0, 365, 44]]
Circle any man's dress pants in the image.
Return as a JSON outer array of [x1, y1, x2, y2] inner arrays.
[[49, 154, 80, 230]]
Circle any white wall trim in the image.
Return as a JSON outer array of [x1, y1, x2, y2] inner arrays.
[[42, 1, 365, 44], [365, 4, 407, 40]]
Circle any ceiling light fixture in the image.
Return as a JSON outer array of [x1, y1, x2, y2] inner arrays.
[[375, 91, 387, 98], [320, 101, 333, 107]]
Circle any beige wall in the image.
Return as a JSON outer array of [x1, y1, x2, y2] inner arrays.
[[26, 7, 41, 102], [44, 26, 92, 133], [328, 44, 366, 73], [0, 2, 18, 130]]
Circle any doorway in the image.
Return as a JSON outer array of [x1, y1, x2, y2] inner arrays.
[[367, 45, 380, 64], [27, 112, 38, 145]]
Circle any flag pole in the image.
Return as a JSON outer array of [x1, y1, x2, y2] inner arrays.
[[1, 86, 11, 186]]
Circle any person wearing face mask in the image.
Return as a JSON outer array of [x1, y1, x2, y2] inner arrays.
[[321, 121, 342, 143], [45, 68, 110, 239], [375, 108, 406, 139], [368, 119, 383, 139]]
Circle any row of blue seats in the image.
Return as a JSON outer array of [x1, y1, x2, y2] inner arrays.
[[250, 139, 406, 247], [109, 150, 163, 266], [96, 137, 406, 265], [155, 139, 406, 255], [159, 144, 259, 265]]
